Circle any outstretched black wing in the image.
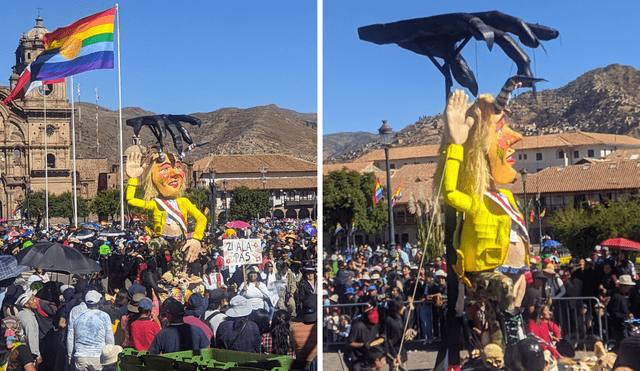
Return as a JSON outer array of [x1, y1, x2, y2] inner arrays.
[[125, 114, 202, 155], [358, 11, 559, 96]]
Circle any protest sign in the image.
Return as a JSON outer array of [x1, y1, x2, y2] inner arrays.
[[223, 238, 262, 267]]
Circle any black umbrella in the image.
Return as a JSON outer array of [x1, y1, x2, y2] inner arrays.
[[99, 226, 125, 237], [15, 242, 101, 275]]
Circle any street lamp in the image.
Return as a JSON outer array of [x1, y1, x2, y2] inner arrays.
[[223, 180, 229, 225], [208, 169, 216, 235], [259, 167, 268, 190], [520, 168, 528, 232], [379, 120, 395, 248]]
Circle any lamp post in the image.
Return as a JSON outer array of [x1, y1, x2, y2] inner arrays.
[[379, 120, 395, 249], [208, 170, 216, 235], [223, 180, 228, 225], [26, 180, 31, 224], [520, 168, 528, 232], [259, 167, 268, 190]]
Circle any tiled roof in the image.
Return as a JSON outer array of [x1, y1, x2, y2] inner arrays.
[[358, 144, 441, 162], [513, 132, 640, 151], [193, 154, 316, 173], [603, 148, 640, 161], [211, 177, 317, 191], [372, 163, 439, 202], [507, 160, 640, 194], [323, 161, 378, 175]]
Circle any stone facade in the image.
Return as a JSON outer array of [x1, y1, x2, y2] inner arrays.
[[0, 16, 109, 221]]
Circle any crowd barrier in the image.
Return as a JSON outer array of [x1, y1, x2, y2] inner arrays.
[[322, 301, 445, 349], [323, 296, 610, 350], [548, 296, 609, 348]]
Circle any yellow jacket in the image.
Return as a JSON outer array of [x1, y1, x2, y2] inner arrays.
[[126, 178, 207, 240], [442, 144, 529, 273]]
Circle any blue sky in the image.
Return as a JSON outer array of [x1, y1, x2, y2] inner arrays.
[[323, 1, 640, 134], [0, 1, 317, 115]]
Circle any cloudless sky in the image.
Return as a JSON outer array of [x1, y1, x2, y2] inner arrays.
[[324, 1, 640, 134], [1, 1, 317, 115]]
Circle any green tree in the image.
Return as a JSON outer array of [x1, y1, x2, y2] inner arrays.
[[22, 191, 46, 228], [184, 187, 209, 211], [125, 186, 154, 230], [323, 168, 387, 236], [228, 186, 270, 221], [90, 188, 121, 221], [547, 194, 640, 258], [48, 192, 90, 222]]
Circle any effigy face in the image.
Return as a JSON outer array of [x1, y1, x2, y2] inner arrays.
[[152, 156, 185, 199], [487, 113, 523, 186]]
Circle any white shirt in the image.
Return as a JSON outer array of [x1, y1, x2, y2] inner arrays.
[[238, 282, 271, 310]]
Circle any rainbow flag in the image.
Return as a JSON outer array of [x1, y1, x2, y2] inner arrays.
[[31, 8, 115, 81], [203, 207, 210, 216], [540, 208, 546, 218], [2, 63, 64, 105], [373, 179, 383, 205], [391, 182, 402, 207], [529, 209, 535, 223], [334, 223, 343, 235], [350, 221, 355, 235]]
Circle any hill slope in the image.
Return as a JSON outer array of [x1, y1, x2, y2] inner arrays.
[[74, 103, 317, 164], [324, 64, 640, 163]]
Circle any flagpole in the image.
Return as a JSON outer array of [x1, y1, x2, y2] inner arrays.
[[116, 3, 125, 230], [44, 89, 49, 231], [70, 76, 78, 228]]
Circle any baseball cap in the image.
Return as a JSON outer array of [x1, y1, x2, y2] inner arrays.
[[85, 290, 102, 305], [138, 297, 155, 311]]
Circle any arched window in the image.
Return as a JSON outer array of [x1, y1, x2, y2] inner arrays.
[[47, 154, 55, 168], [13, 148, 20, 159]]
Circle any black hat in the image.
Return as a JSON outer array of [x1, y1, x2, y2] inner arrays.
[[165, 299, 185, 317], [185, 293, 208, 317], [614, 335, 640, 369], [532, 271, 548, 281], [208, 289, 229, 304]]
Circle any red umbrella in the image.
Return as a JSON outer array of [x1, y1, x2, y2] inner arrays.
[[226, 220, 250, 229], [600, 237, 640, 251]]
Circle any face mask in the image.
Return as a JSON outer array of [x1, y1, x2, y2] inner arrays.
[[367, 307, 379, 324]]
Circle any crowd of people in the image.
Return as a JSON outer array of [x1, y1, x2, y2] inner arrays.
[[0, 217, 318, 371], [321, 242, 640, 370]]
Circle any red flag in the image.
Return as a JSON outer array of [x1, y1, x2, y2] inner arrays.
[[2, 64, 64, 105]]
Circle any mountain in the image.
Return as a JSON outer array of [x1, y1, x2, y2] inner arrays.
[[323, 131, 379, 162], [324, 64, 640, 163], [74, 103, 317, 165]]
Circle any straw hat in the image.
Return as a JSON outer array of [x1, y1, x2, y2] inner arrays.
[[101, 344, 123, 366], [542, 263, 556, 275], [617, 275, 636, 286]]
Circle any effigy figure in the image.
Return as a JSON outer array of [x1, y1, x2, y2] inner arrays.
[[439, 77, 538, 351], [125, 115, 207, 274]]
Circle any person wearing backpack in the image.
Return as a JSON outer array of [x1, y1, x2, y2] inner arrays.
[[202, 289, 229, 342]]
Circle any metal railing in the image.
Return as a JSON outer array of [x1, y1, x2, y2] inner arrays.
[[323, 296, 610, 351], [548, 296, 609, 348]]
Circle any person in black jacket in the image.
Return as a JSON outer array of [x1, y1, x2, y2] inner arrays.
[[607, 274, 635, 351], [139, 259, 166, 300], [383, 296, 410, 369]]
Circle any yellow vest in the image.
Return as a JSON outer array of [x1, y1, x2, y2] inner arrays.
[[442, 144, 530, 273]]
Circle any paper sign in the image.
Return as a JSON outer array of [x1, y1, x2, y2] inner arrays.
[[223, 238, 262, 267]]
